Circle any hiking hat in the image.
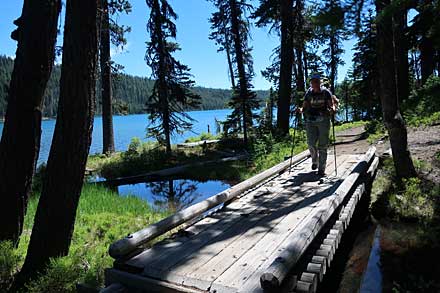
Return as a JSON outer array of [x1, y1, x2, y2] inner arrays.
[[310, 73, 321, 81]]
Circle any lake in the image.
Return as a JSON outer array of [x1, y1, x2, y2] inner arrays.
[[0, 108, 349, 166], [0, 108, 232, 166]]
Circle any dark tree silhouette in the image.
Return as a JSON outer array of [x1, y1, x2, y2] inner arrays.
[[145, 0, 201, 153], [277, 0, 294, 135], [0, 0, 61, 245], [375, 0, 416, 179], [14, 0, 100, 285]]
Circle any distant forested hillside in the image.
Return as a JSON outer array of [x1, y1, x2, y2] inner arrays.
[[0, 55, 269, 117]]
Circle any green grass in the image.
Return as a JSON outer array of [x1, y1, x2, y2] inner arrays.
[[406, 111, 440, 128], [1, 184, 168, 292], [184, 132, 220, 143], [334, 120, 367, 132]]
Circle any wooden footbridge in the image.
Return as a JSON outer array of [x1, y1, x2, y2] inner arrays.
[[101, 147, 379, 293]]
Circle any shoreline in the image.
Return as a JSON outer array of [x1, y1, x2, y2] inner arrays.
[[0, 107, 232, 123]]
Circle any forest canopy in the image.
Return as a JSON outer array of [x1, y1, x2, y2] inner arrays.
[[0, 55, 269, 118]]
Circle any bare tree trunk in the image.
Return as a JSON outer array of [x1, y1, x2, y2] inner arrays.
[[329, 33, 337, 93], [225, 37, 236, 89], [277, 0, 294, 135], [100, 0, 115, 154], [0, 0, 61, 245], [294, 0, 305, 93], [376, 0, 416, 179], [303, 46, 309, 82], [295, 47, 305, 92], [393, 7, 409, 101], [14, 0, 100, 285], [420, 36, 435, 84]]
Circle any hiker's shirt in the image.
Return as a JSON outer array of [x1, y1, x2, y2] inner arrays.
[[303, 87, 332, 123]]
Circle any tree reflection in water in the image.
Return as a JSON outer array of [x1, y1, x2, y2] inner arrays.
[[146, 180, 201, 212]]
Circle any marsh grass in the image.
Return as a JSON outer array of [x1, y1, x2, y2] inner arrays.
[[1, 184, 168, 292]]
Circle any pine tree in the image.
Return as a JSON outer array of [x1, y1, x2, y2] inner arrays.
[[209, 2, 236, 88], [315, 0, 347, 93], [145, 0, 201, 154], [0, 0, 61, 245], [351, 10, 380, 119], [209, 0, 259, 145]]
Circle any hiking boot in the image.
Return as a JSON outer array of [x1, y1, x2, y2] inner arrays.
[[312, 163, 318, 170], [317, 169, 326, 176]]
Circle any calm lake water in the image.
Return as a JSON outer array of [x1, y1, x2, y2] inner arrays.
[[0, 108, 232, 166], [117, 179, 231, 212]]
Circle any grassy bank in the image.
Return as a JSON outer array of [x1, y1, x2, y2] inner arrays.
[[370, 157, 440, 292], [0, 185, 168, 292]]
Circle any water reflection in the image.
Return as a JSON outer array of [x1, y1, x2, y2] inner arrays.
[[117, 179, 230, 212]]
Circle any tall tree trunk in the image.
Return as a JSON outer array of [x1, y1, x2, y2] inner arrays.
[[294, 0, 305, 93], [0, 0, 61, 245], [329, 33, 337, 93], [420, 35, 435, 84], [277, 0, 294, 135], [225, 36, 236, 89], [303, 46, 309, 82], [376, 0, 416, 179], [393, 6, 409, 101], [229, 0, 249, 145], [295, 46, 305, 92], [100, 0, 115, 154], [15, 0, 100, 284]]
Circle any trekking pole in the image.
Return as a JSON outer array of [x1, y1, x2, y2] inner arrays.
[[332, 114, 337, 176], [289, 113, 299, 174]]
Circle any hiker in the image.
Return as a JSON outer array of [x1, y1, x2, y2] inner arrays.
[[297, 74, 336, 176]]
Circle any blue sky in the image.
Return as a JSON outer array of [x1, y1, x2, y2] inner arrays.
[[0, 0, 356, 90]]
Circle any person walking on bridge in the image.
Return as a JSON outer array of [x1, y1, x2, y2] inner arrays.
[[297, 74, 336, 176]]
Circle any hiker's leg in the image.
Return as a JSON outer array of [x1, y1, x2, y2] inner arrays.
[[306, 122, 319, 166], [317, 118, 331, 172]]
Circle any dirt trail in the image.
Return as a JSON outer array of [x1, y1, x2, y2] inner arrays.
[[333, 125, 440, 184]]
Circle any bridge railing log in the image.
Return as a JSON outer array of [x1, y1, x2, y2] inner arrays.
[[109, 150, 311, 260]]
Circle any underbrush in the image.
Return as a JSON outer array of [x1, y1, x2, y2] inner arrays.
[[88, 138, 222, 179], [0, 184, 167, 292], [184, 132, 220, 143]]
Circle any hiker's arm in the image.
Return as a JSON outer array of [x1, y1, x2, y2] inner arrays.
[[297, 99, 309, 113], [327, 93, 336, 114]]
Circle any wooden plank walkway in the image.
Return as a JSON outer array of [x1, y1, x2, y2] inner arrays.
[[104, 148, 376, 293]]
